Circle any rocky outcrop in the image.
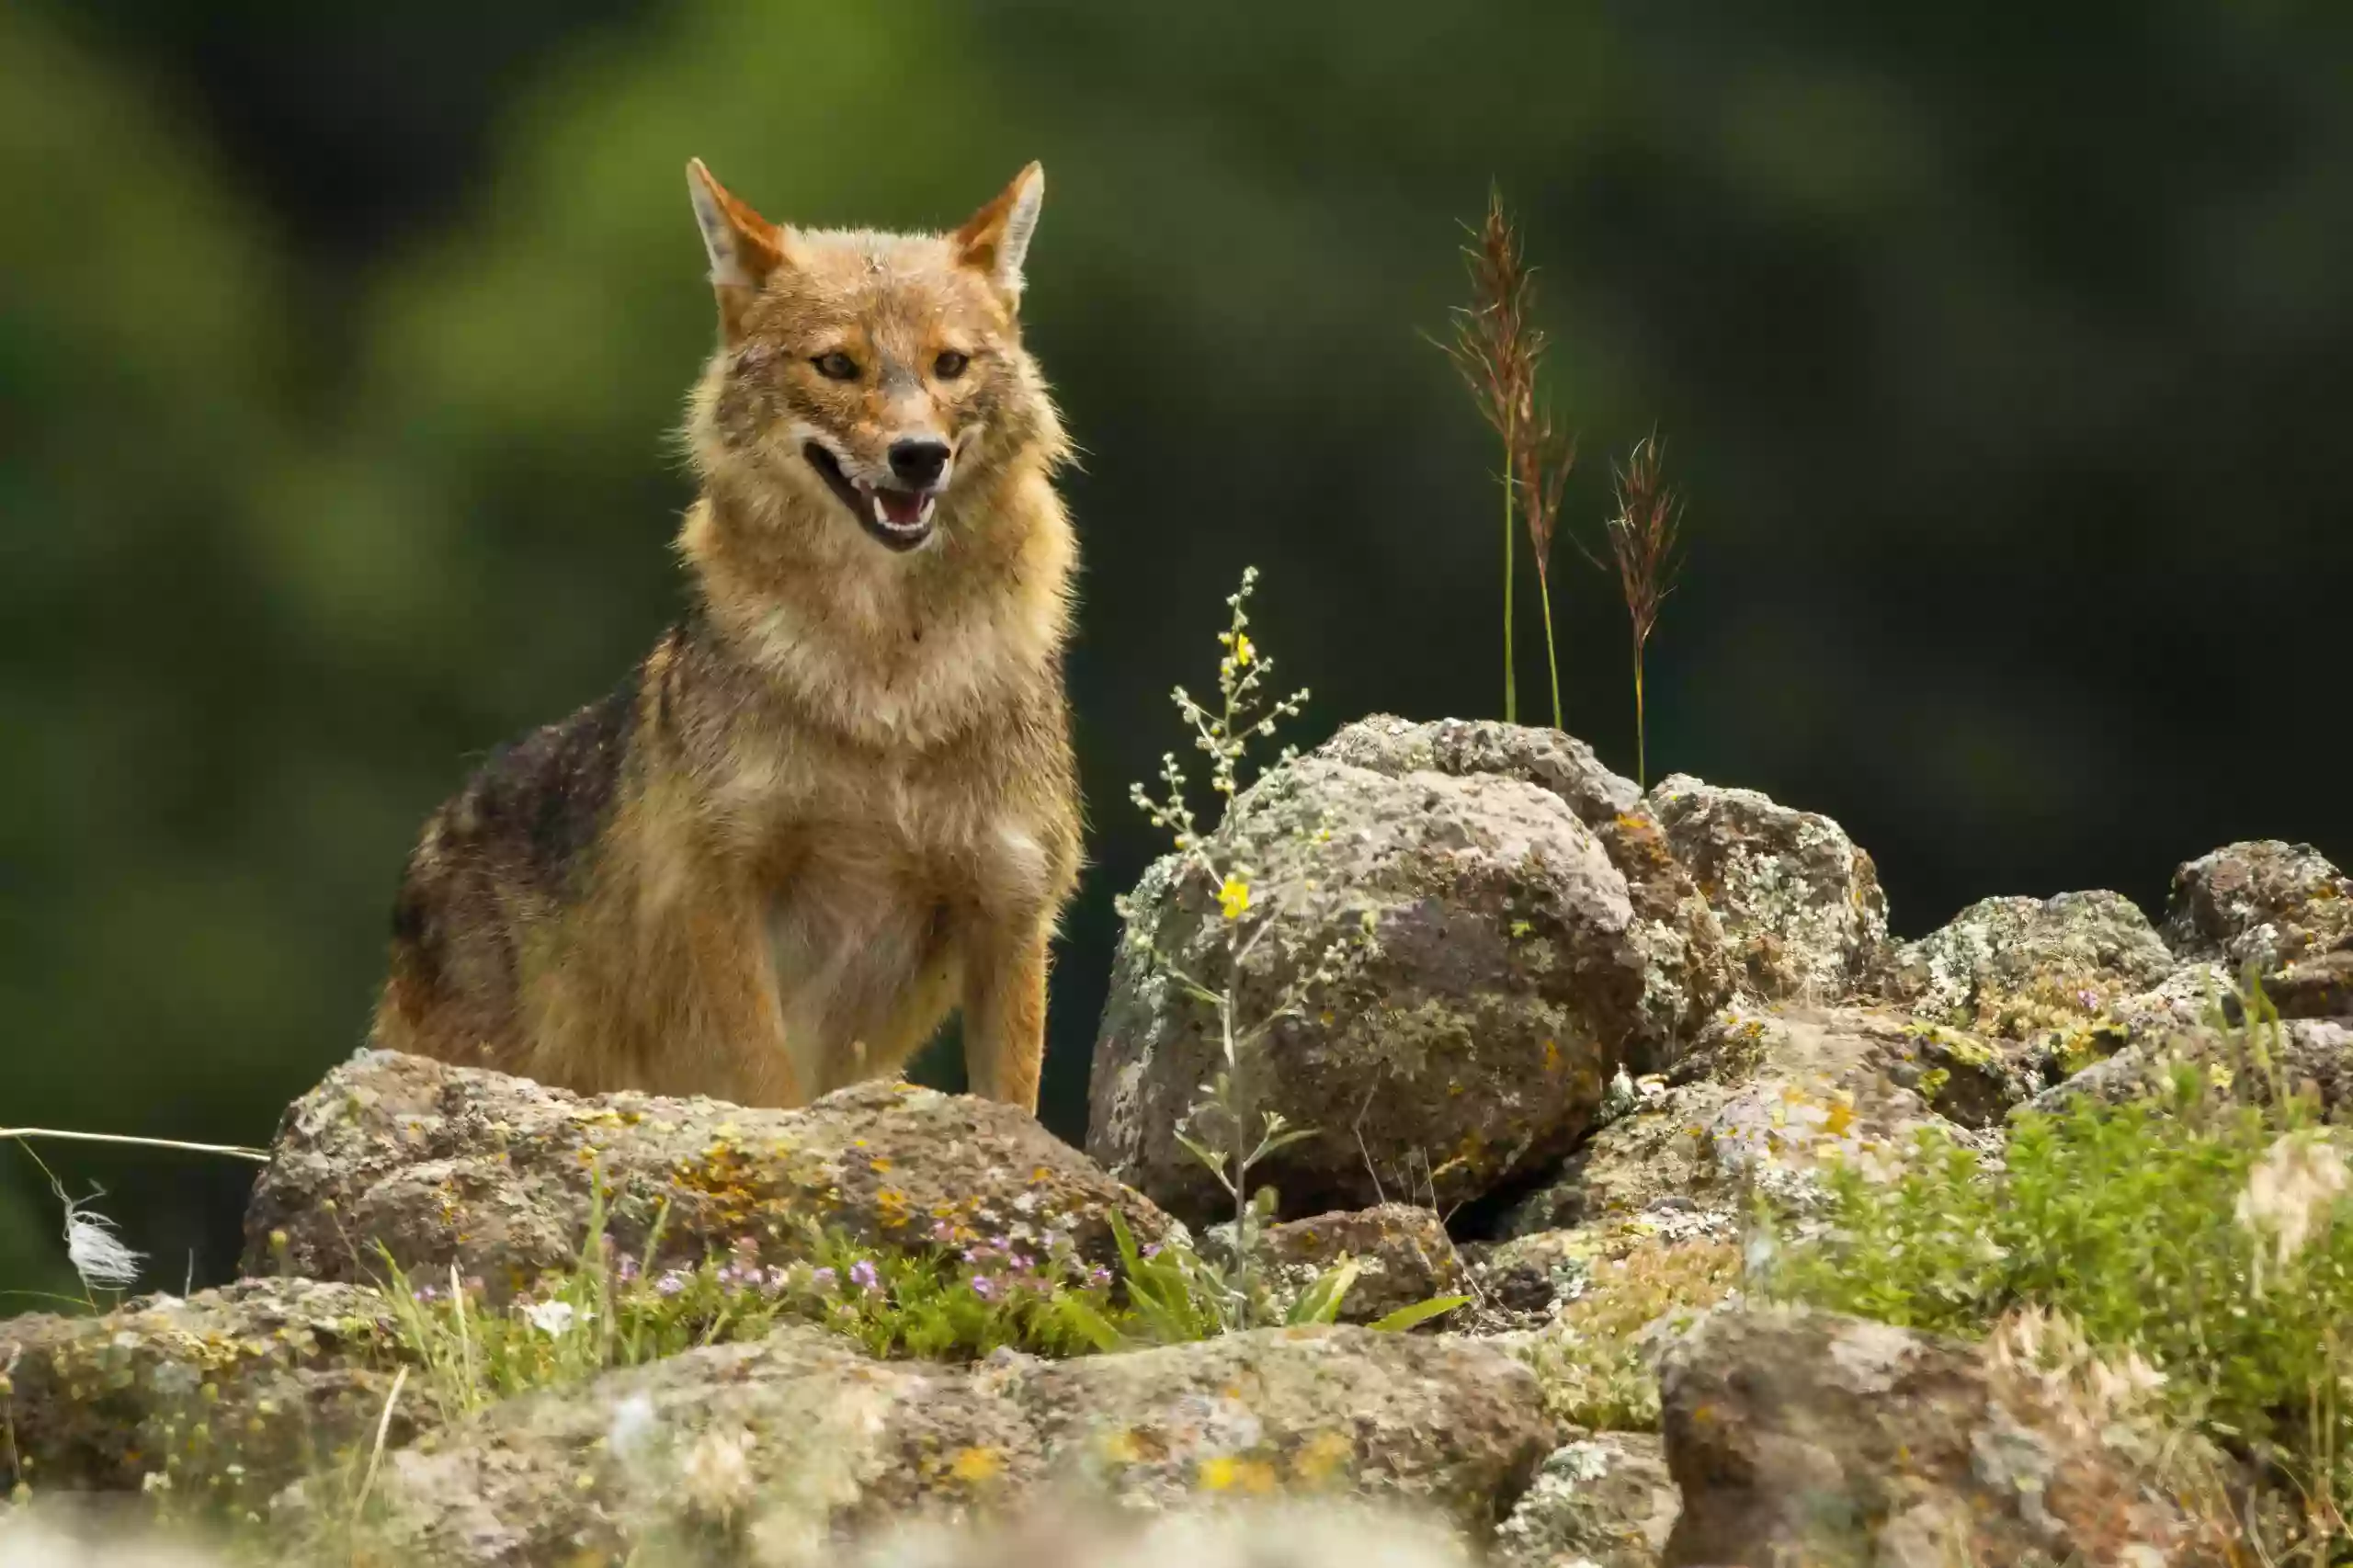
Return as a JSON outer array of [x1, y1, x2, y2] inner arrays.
[[0, 1279, 415, 1510], [245, 1052, 1175, 1299], [1643, 774, 1890, 1005], [272, 1324, 1554, 1566], [1090, 742, 1649, 1223], [1658, 1306, 2232, 1567]]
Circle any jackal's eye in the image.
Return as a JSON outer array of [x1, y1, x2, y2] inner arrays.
[[811, 351, 860, 381], [932, 349, 971, 381]]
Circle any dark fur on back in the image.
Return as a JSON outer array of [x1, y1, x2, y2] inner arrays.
[[383, 665, 641, 1044]]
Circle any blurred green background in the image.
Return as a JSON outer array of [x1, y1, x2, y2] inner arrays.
[[5, 0, 2348, 1300]]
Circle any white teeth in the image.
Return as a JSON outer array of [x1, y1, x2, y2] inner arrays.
[[866, 491, 938, 533]]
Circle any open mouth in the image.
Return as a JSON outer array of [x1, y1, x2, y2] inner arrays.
[[802, 442, 937, 552]]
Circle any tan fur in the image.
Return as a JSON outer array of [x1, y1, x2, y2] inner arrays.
[[369, 162, 1082, 1113]]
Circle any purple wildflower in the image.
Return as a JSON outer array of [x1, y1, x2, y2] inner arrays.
[[615, 1256, 640, 1283], [849, 1259, 881, 1291], [1087, 1266, 1112, 1290], [971, 1276, 996, 1301], [812, 1267, 838, 1292], [655, 1270, 688, 1298]]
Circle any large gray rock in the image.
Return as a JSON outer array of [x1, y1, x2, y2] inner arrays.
[[1644, 775, 1891, 1005], [1089, 745, 1649, 1223], [1658, 1306, 2232, 1567], [0, 1279, 415, 1511], [245, 1052, 1175, 1300], [1319, 718, 1736, 1067], [1886, 890, 2178, 1042], [274, 1324, 1555, 1566]]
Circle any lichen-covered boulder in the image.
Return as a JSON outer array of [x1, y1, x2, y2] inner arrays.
[[273, 1323, 1555, 1566], [244, 1052, 1175, 1299], [1318, 717, 1736, 1068], [2156, 841, 2352, 1021], [1497, 1004, 2018, 1238], [0, 1279, 415, 1509], [1243, 1204, 1469, 1326], [1494, 1434, 1678, 1568], [2162, 840, 2352, 974], [1886, 890, 2178, 1041], [1644, 774, 1890, 1004], [1089, 747, 1649, 1223], [1658, 1306, 2233, 1567]]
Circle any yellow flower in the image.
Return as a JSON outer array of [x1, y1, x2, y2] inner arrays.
[[1218, 877, 1251, 920], [1232, 633, 1256, 666]]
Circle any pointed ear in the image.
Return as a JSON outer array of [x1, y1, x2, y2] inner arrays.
[[951, 162, 1044, 306], [687, 158, 789, 338]]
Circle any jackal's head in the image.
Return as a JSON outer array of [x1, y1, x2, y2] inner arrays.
[[682, 160, 1063, 555]]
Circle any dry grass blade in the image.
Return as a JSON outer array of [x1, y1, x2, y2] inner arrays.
[[1435, 186, 1576, 728], [1605, 432, 1686, 787]]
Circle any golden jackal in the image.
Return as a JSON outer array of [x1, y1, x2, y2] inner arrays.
[[369, 160, 1081, 1113]]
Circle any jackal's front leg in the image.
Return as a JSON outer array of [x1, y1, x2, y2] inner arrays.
[[961, 914, 1051, 1114]]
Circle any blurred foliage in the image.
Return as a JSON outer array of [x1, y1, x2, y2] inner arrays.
[[4, 0, 2349, 1292]]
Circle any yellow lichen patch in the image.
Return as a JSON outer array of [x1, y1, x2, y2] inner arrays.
[[1099, 1428, 1144, 1465], [948, 1445, 1005, 1483], [1198, 1454, 1279, 1494]]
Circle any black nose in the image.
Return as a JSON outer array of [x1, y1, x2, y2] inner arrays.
[[887, 438, 950, 488]]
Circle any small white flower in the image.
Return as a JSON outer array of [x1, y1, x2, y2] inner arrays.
[[607, 1392, 658, 1460], [521, 1299, 586, 1336], [63, 1193, 142, 1292], [2235, 1131, 2348, 1283]]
